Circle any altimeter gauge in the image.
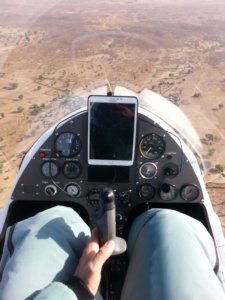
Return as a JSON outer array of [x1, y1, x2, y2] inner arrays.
[[55, 132, 81, 157]]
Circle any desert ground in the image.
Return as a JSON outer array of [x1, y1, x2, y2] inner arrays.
[[0, 0, 225, 231]]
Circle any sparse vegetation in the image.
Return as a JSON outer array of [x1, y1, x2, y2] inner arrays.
[[0, 162, 3, 174], [192, 92, 201, 98], [0, 113, 4, 119], [18, 94, 23, 100], [168, 94, 180, 105], [30, 104, 45, 115], [3, 82, 18, 90], [215, 164, 224, 173], [20, 151, 27, 158], [34, 86, 41, 91], [37, 75, 44, 80], [205, 133, 214, 142], [202, 134, 219, 145], [30, 129, 36, 137], [17, 106, 24, 113], [208, 149, 215, 157], [0, 137, 3, 143]]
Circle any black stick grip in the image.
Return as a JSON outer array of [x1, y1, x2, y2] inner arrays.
[[92, 188, 127, 255]]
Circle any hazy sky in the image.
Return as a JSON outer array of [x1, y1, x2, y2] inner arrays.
[[0, 0, 224, 28]]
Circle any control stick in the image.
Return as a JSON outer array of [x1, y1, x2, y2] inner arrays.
[[92, 187, 127, 255]]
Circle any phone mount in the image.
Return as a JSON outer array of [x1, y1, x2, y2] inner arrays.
[[92, 187, 127, 255]]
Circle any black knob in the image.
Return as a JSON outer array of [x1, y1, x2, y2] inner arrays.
[[100, 187, 115, 204], [45, 185, 57, 197], [161, 183, 170, 193], [163, 163, 179, 178]]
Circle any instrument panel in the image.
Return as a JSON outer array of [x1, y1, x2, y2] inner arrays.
[[10, 109, 203, 239]]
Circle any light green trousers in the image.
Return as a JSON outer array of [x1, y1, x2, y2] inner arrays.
[[0, 206, 224, 300]]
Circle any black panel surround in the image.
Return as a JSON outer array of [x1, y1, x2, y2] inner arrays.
[[4, 110, 208, 234]]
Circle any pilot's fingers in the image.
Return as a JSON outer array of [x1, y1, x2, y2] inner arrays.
[[90, 227, 100, 244], [82, 228, 100, 258], [93, 240, 115, 270]]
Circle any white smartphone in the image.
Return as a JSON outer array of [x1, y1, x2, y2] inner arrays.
[[88, 95, 138, 166]]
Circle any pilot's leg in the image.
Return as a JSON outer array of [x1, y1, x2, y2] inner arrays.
[[121, 209, 225, 300], [0, 205, 90, 300]]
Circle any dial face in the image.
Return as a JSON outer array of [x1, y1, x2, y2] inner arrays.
[[63, 162, 81, 179], [65, 184, 80, 197], [181, 184, 199, 201], [139, 162, 157, 179], [140, 133, 166, 160], [139, 184, 155, 200], [41, 161, 59, 178], [55, 132, 81, 157]]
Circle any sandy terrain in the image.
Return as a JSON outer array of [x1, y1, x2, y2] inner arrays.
[[0, 0, 225, 231]]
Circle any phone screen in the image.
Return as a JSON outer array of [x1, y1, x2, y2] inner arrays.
[[88, 96, 138, 166]]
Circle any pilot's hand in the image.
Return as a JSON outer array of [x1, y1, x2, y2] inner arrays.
[[74, 228, 115, 295]]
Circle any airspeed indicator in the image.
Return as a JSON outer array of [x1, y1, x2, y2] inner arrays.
[[140, 133, 165, 160]]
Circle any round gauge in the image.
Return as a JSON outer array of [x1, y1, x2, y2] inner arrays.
[[63, 162, 81, 179], [139, 162, 157, 179], [139, 184, 155, 201], [159, 183, 177, 201], [55, 132, 81, 157], [41, 161, 59, 178], [139, 133, 166, 160], [181, 184, 200, 201], [65, 183, 80, 197]]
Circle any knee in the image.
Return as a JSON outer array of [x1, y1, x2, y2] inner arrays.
[[13, 206, 90, 245], [130, 208, 183, 232], [128, 209, 201, 250], [132, 208, 199, 231], [35, 206, 82, 222]]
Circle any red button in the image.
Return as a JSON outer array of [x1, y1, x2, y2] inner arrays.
[[39, 151, 46, 158]]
